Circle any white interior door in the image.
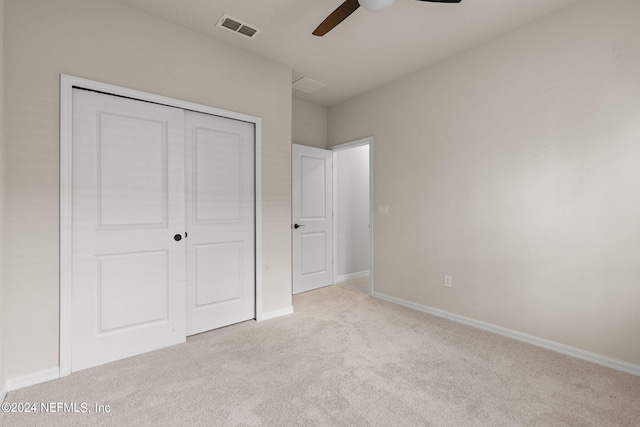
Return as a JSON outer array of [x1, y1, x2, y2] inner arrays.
[[185, 111, 255, 335], [292, 144, 333, 294], [71, 89, 186, 372]]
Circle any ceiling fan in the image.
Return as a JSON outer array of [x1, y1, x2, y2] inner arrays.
[[313, 0, 462, 37]]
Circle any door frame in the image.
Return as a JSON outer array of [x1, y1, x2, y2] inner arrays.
[[330, 137, 374, 296], [59, 74, 264, 377]]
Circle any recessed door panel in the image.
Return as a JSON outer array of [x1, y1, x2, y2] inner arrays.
[[301, 156, 327, 220], [301, 232, 326, 276], [98, 114, 167, 228], [98, 251, 169, 332], [194, 128, 243, 223], [195, 242, 243, 307]]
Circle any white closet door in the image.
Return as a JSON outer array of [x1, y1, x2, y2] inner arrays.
[[185, 111, 255, 335], [71, 89, 186, 372]]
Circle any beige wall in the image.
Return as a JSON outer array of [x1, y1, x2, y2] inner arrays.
[[292, 97, 328, 149], [4, 0, 292, 380], [329, 0, 640, 366], [0, 0, 6, 397]]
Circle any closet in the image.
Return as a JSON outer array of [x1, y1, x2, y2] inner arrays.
[[70, 89, 255, 372]]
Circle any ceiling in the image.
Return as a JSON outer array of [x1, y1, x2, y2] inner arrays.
[[110, 0, 584, 107]]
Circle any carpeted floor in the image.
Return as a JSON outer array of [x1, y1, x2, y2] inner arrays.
[[2, 286, 639, 426], [335, 275, 370, 295]]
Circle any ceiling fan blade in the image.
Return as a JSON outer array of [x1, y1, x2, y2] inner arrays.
[[313, 0, 361, 37], [416, 0, 462, 3]]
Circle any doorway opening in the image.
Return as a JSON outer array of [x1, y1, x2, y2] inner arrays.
[[331, 137, 373, 296]]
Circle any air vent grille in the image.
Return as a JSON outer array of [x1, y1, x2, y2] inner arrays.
[[238, 25, 257, 38], [216, 14, 262, 40], [292, 77, 327, 94], [221, 18, 242, 32]]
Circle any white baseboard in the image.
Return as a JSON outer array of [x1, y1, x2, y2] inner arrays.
[[5, 367, 60, 392], [258, 306, 294, 322], [372, 291, 640, 377], [1, 383, 7, 403], [337, 270, 370, 283]]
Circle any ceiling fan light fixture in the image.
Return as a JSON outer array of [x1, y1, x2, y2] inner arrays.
[[358, 0, 394, 12]]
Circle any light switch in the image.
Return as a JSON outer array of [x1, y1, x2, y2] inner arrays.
[[377, 205, 389, 215]]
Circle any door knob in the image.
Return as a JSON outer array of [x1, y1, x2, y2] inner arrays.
[[174, 234, 182, 241], [293, 224, 305, 229]]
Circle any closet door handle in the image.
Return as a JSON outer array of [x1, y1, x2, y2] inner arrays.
[[293, 224, 305, 229], [174, 234, 182, 242]]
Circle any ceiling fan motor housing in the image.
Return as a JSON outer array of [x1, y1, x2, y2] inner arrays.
[[358, 0, 394, 11], [314, 0, 462, 37]]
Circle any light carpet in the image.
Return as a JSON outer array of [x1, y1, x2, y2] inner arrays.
[[2, 286, 639, 426], [336, 275, 370, 295]]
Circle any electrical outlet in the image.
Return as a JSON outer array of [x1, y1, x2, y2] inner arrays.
[[444, 275, 452, 288]]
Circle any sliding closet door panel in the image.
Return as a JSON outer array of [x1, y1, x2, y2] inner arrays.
[[71, 89, 186, 372], [185, 111, 255, 335]]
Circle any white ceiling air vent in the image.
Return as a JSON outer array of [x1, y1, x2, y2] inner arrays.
[[292, 77, 327, 94], [216, 14, 262, 40]]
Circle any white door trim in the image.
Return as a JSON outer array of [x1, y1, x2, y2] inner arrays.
[[330, 137, 374, 296], [60, 74, 264, 377]]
